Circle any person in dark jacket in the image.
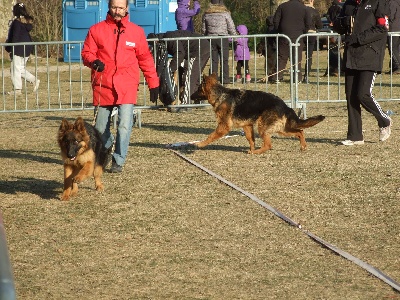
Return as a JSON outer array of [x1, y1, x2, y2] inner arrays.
[[386, 0, 400, 74], [303, 0, 323, 83], [327, 0, 342, 26], [273, 0, 312, 82], [334, 0, 392, 145], [175, 0, 200, 32], [4, 3, 40, 95], [148, 30, 210, 104]]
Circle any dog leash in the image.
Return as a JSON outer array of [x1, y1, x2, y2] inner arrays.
[[168, 148, 400, 292], [91, 72, 103, 127]]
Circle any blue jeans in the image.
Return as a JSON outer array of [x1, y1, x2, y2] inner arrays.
[[94, 104, 134, 167]]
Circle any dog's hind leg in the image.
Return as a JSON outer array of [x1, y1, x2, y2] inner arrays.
[[195, 123, 230, 148], [251, 132, 273, 154], [278, 129, 307, 151], [93, 165, 104, 192], [242, 125, 256, 153]]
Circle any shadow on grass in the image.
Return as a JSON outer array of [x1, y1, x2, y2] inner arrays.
[[0, 149, 60, 164], [143, 123, 214, 135], [134, 141, 248, 153], [1, 177, 59, 200]]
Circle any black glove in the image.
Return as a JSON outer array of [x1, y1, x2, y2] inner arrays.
[[343, 35, 358, 46], [149, 87, 159, 103], [92, 59, 105, 72]]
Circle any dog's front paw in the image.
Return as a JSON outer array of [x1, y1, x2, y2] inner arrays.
[[194, 141, 206, 148], [60, 192, 71, 201], [96, 183, 104, 192], [73, 175, 83, 184]]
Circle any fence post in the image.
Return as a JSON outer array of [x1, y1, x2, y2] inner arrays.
[[0, 210, 16, 300]]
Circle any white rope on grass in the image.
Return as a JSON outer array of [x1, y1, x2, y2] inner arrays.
[[169, 148, 400, 293]]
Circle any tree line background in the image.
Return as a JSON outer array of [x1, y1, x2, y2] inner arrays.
[[2, 0, 333, 57]]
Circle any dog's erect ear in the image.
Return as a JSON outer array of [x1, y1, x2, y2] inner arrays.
[[74, 117, 86, 133], [210, 73, 218, 80], [59, 119, 71, 132]]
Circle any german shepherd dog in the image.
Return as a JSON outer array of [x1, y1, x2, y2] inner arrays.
[[58, 117, 110, 201], [195, 73, 325, 154]]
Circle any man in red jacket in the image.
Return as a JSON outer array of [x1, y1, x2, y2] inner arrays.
[[82, 0, 159, 173]]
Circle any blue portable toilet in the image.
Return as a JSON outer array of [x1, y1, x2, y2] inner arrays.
[[62, 0, 178, 62], [129, 0, 177, 37], [62, 0, 108, 62]]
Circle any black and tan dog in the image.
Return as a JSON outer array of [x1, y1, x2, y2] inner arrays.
[[195, 73, 325, 153], [58, 117, 110, 201]]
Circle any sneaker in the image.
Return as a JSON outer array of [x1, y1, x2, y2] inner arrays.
[[6, 90, 22, 96], [379, 119, 392, 142], [110, 158, 122, 173], [236, 75, 242, 83], [245, 74, 251, 83], [341, 140, 365, 146], [33, 79, 40, 92]]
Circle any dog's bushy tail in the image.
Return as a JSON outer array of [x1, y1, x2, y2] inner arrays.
[[294, 115, 325, 129]]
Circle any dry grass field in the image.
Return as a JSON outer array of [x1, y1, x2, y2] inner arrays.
[[1, 42, 400, 299], [1, 99, 400, 299]]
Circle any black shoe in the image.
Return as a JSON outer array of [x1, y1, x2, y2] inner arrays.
[[110, 158, 122, 173]]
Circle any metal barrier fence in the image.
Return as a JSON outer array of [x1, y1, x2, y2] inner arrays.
[[1, 33, 400, 116]]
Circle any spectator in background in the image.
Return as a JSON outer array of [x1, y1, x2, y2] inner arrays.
[[325, 0, 343, 77], [81, 0, 159, 173], [232, 24, 251, 83], [175, 0, 200, 32], [273, 0, 312, 82], [386, 0, 400, 74], [4, 2, 40, 96], [303, 0, 323, 83], [202, 0, 237, 85], [147, 30, 210, 105], [327, 0, 342, 26]]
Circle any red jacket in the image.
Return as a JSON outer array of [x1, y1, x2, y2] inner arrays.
[[82, 13, 159, 105]]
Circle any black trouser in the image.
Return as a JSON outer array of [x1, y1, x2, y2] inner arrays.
[[304, 36, 316, 78], [210, 37, 230, 84], [276, 37, 304, 81], [387, 35, 400, 71], [236, 60, 249, 76], [345, 69, 391, 141]]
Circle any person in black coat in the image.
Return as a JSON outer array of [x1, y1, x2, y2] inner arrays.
[[327, 0, 343, 26], [148, 30, 210, 104], [303, 0, 323, 83], [273, 0, 312, 82], [4, 3, 39, 95], [386, 0, 400, 74], [334, 0, 392, 145]]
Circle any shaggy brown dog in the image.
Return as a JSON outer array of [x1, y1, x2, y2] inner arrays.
[[58, 117, 110, 201], [195, 73, 325, 153]]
